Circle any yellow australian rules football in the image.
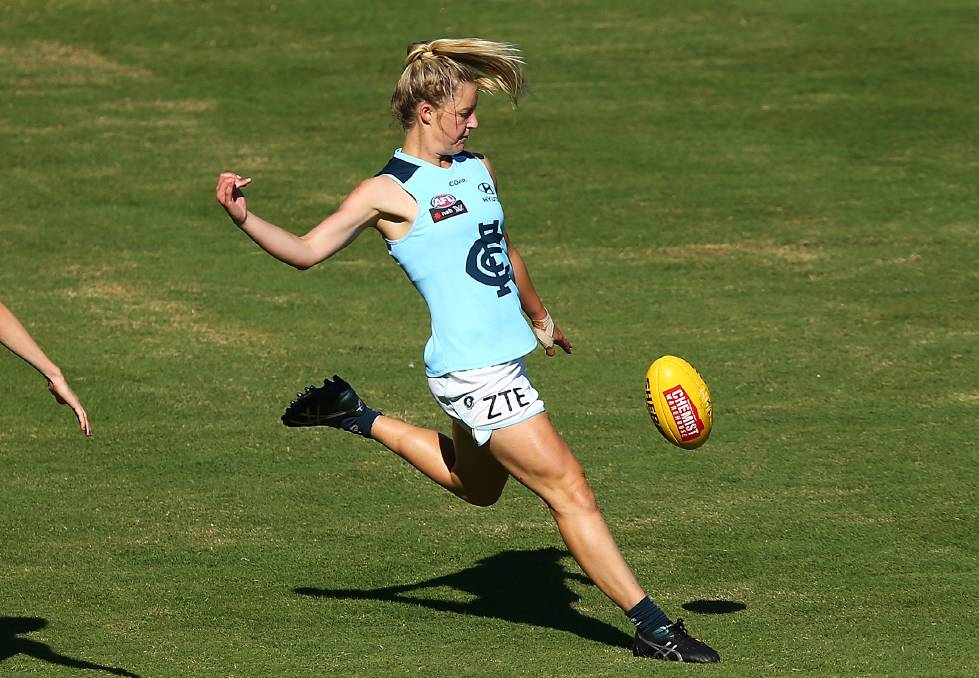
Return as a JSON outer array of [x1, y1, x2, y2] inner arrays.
[[645, 355, 713, 450]]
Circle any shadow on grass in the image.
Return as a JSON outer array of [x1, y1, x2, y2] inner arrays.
[[682, 599, 746, 614], [296, 546, 632, 648], [0, 616, 140, 677]]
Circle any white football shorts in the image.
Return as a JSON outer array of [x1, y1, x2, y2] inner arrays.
[[427, 359, 545, 446]]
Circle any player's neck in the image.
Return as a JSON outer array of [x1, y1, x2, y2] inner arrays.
[[401, 133, 453, 169]]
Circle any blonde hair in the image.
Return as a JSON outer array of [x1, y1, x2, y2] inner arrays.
[[390, 38, 526, 129]]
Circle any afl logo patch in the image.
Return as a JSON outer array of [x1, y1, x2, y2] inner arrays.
[[431, 194, 457, 209], [429, 194, 469, 222]]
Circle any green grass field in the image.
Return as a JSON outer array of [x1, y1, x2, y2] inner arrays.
[[2, 1, 977, 675]]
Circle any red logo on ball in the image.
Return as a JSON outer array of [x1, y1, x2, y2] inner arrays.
[[663, 385, 705, 441]]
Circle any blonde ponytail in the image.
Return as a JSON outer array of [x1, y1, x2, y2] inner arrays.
[[390, 38, 526, 129]]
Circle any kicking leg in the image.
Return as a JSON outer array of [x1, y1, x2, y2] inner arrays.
[[372, 417, 509, 507], [280, 374, 508, 506]]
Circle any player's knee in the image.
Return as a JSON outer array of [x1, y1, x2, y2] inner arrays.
[[458, 470, 508, 507], [547, 471, 598, 516]]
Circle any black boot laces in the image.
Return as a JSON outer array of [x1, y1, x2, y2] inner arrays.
[[289, 384, 316, 407], [668, 618, 703, 642]]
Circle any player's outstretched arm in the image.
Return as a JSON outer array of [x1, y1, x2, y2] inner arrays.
[[0, 301, 92, 436], [215, 172, 382, 270]]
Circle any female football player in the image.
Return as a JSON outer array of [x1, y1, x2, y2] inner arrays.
[[215, 38, 717, 663], [0, 299, 92, 436]]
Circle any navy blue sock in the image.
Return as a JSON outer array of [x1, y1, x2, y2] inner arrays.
[[339, 407, 381, 439], [627, 596, 672, 634]]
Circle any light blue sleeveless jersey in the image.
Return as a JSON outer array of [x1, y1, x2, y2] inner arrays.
[[378, 148, 537, 377]]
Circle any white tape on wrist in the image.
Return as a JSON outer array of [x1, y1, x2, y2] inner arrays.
[[531, 310, 555, 349]]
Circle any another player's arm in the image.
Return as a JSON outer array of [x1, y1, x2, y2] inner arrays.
[[0, 300, 92, 436], [480, 157, 572, 357], [215, 173, 387, 270], [0, 301, 62, 380]]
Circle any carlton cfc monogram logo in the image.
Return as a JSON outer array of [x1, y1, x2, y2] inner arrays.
[[466, 219, 513, 297]]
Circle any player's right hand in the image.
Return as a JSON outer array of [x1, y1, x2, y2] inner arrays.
[[215, 172, 252, 226]]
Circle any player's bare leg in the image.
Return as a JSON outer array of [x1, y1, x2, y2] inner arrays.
[[486, 412, 646, 610], [281, 375, 508, 506], [487, 412, 719, 662], [371, 417, 510, 506], [282, 375, 718, 661]]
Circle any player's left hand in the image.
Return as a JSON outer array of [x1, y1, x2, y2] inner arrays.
[[47, 375, 92, 437], [549, 322, 572, 357], [532, 311, 572, 357]]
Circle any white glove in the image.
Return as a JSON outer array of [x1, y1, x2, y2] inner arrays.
[[531, 310, 555, 350]]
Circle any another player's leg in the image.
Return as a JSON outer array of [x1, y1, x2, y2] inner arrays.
[[487, 412, 720, 663], [281, 375, 508, 506]]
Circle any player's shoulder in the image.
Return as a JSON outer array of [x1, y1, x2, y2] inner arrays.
[[375, 154, 421, 183], [452, 149, 494, 176], [357, 173, 404, 195], [340, 175, 415, 228], [343, 174, 409, 212], [459, 150, 496, 184], [454, 150, 488, 168]]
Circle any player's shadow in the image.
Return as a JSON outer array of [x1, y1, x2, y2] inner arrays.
[[295, 546, 632, 648], [682, 599, 746, 614], [0, 616, 141, 677]]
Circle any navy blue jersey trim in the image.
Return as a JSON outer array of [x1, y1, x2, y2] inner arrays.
[[376, 156, 420, 183]]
